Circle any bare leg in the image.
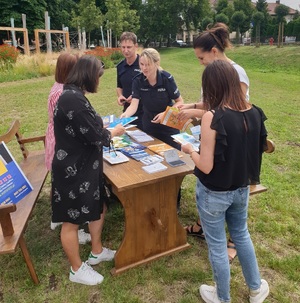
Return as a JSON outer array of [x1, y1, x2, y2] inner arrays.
[[88, 204, 107, 255], [61, 222, 81, 271]]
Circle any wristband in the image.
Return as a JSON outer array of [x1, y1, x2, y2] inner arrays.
[[194, 103, 197, 109]]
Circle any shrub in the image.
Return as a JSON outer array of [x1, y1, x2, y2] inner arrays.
[[85, 46, 123, 65], [0, 44, 20, 69]]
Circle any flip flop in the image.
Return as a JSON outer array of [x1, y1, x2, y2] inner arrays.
[[227, 238, 237, 264], [185, 221, 205, 239]]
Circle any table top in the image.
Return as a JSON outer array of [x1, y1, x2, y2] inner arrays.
[[103, 136, 195, 192]]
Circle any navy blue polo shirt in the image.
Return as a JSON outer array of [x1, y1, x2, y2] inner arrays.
[[132, 69, 181, 149], [117, 55, 143, 129]]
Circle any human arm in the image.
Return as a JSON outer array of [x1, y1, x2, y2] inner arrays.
[[120, 98, 139, 118], [181, 111, 216, 174], [116, 87, 127, 106], [110, 124, 126, 137]]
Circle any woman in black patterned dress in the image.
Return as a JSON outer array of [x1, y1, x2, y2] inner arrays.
[[52, 55, 125, 285]]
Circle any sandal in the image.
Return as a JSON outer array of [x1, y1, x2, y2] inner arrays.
[[185, 221, 205, 239], [227, 238, 237, 264]]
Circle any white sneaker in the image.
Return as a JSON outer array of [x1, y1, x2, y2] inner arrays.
[[78, 229, 91, 244], [69, 261, 104, 285], [50, 221, 62, 230], [199, 284, 222, 303], [249, 279, 270, 303], [88, 247, 116, 265]]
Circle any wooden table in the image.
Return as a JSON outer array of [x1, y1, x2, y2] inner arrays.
[[103, 137, 195, 275]]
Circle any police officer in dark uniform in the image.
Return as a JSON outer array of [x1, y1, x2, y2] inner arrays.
[[116, 32, 143, 130], [121, 48, 184, 149]]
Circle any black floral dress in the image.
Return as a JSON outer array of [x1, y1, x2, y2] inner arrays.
[[51, 84, 111, 225]]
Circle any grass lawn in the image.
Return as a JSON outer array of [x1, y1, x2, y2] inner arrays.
[[0, 46, 299, 303]]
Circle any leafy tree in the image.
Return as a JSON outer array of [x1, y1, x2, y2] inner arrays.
[[275, 4, 289, 47], [254, 0, 269, 42], [138, 0, 182, 47], [215, 13, 229, 25], [71, 0, 103, 46], [45, 0, 77, 30], [201, 17, 214, 31], [0, 0, 47, 39], [105, 0, 140, 46], [252, 11, 264, 46], [215, 0, 229, 15], [181, 0, 211, 36], [233, 0, 254, 36], [231, 10, 246, 44]]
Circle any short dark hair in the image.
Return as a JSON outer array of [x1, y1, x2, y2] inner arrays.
[[193, 23, 231, 53], [202, 60, 248, 111], [55, 52, 78, 84], [66, 55, 104, 93], [120, 32, 137, 44]]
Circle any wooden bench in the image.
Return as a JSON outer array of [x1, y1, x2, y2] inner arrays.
[[0, 120, 48, 284]]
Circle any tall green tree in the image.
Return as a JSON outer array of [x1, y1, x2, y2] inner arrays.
[[231, 10, 246, 44], [275, 4, 289, 47], [254, 0, 269, 42], [105, 0, 140, 46], [233, 0, 254, 36], [71, 0, 103, 46], [252, 11, 264, 46], [0, 0, 47, 38], [138, 0, 182, 47]]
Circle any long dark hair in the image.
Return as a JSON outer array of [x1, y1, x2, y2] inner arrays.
[[202, 60, 249, 111], [193, 23, 231, 52], [66, 55, 104, 93]]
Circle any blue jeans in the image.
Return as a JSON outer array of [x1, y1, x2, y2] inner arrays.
[[196, 179, 261, 302]]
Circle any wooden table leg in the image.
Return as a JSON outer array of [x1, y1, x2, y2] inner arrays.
[[19, 235, 39, 284], [111, 176, 190, 275]]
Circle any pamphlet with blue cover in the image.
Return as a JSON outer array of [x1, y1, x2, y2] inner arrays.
[[0, 142, 33, 205], [102, 114, 138, 129]]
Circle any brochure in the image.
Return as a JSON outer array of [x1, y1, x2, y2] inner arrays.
[[103, 115, 138, 129], [139, 155, 164, 166], [160, 106, 192, 131], [171, 132, 200, 152], [0, 142, 33, 205], [164, 149, 186, 167], [103, 151, 129, 165], [119, 142, 148, 161], [126, 130, 154, 143], [147, 143, 175, 156], [142, 162, 168, 174]]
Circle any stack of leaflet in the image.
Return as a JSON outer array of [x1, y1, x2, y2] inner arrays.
[[171, 132, 200, 152], [118, 142, 164, 165], [102, 114, 138, 129], [126, 130, 154, 143]]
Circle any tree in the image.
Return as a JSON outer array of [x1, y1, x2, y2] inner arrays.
[[254, 0, 269, 43], [71, 0, 103, 47], [233, 0, 254, 36], [105, 0, 140, 46], [138, 0, 183, 47], [201, 17, 214, 31], [231, 10, 246, 44], [215, 13, 229, 25], [180, 0, 211, 38], [252, 11, 264, 47], [275, 4, 289, 47], [0, 0, 47, 39]]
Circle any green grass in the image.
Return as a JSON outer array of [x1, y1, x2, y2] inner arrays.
[[0, 46, 299, 303]]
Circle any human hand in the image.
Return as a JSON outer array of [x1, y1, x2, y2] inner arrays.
[[151, 112, 164, 124], [120, 112, 127, 118], [177, 103, 193, 110], [117, 95, 127, 106], [177, 109, 195, 120], [112, 124, 126, 137], [181, 143, 193, 154]]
